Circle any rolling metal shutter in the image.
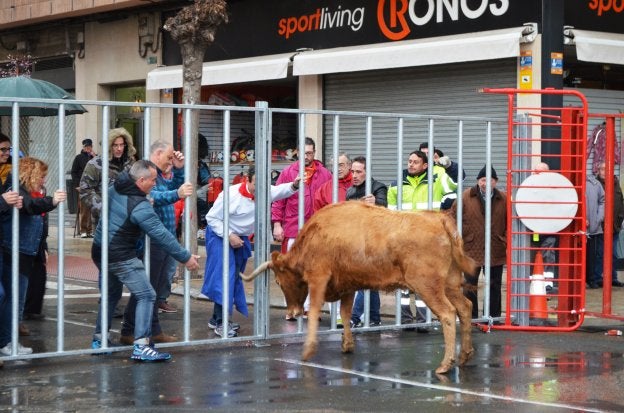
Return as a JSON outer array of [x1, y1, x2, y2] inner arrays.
[[322, 59, 516, 190]]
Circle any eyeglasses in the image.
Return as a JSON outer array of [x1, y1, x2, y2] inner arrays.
[[0, 147, 11, 153]]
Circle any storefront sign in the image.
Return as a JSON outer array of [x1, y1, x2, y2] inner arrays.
[[565, 0, 624, 33], [164, 0, 540, 65]]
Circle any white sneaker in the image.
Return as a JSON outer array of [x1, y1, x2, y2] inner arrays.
[[80, 232, 88, 238], [0, 342, 33, 356]]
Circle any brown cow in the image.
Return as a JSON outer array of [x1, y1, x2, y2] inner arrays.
[[243, 202, 477, 374]]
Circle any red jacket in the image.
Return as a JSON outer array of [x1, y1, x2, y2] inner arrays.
[[312, 173, 353, 212]]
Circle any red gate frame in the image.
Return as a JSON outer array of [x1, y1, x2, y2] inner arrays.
[[481, 88, 588, 332]]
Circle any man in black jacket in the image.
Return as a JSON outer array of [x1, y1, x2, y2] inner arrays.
[[71, 138, 95, 237], [346, 156, 387, 328]]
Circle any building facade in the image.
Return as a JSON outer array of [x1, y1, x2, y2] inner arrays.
[[1, 0, 623, 181]]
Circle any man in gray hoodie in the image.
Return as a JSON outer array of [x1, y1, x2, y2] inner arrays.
[[586, 173, 605, 289]]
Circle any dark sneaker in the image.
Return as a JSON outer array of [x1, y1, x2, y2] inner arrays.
[[214, 324, 237, 338], [131, 344, 171, 362], [208, 320, 240, 331], [350, 320, 362, 328]]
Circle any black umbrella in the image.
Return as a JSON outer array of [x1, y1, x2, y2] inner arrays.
[[0, 75, 87, 116]]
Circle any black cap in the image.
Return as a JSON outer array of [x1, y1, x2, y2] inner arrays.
[[477, 165, 498, 180], [82, 138, 93, 147]]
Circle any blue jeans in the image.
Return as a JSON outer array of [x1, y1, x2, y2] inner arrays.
[[94, 258, 155, 341], [121, 244, 175, 337], [351, 290, 381, 324], [93, 264, 124, 338], [0, 255, 29, 348], [0, 253, 4, 307]]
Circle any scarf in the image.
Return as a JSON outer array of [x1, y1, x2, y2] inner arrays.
[[31, 190, 45, 216], [340, 172, 353, 186], [238, 178, 254, 201], [304, 162, 317, 185]]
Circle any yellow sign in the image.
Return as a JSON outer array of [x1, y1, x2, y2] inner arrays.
[[519, 50, 533, 89]]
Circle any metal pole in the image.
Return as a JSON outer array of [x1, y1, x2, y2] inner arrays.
[[56, 104, 66, 351], [297, 113, 306, 333], [254, 101, 270, 338], [182, 107, 193, 340], [220, 109, 231, 339], [363, 116, 373, 326], [483, 121, 493, 319], [143, 108, 151, 283], [100, 106, 110, 349], [330, 115, 340, 329], [9, 103, 20, 356], [395, 117, 404, 326]]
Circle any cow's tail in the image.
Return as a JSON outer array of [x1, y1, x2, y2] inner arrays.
[[442, 215, 478, 276]]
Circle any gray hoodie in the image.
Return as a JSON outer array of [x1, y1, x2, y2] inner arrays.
[[586, 174, 605, 235]]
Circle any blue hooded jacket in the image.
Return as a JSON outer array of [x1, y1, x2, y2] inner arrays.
[[91, 171, 191, 265]]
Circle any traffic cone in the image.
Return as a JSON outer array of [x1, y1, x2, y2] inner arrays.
[[529, 252, 549, 326]]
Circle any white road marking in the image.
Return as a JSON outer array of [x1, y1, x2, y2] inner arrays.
[[276, 358, 604, 413], [44, 281, 129, 299], [43, 316, 119, 333], [47, 281, 96, 291]]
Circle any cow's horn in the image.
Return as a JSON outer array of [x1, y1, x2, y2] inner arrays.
[[240, 260, 272, 281]]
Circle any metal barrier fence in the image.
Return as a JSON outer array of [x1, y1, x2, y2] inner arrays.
[[0, 97, 506, 361]]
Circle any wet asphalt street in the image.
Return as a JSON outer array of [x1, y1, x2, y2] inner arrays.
[[2, 284, 624, 413], [2, 225, 624, 412]]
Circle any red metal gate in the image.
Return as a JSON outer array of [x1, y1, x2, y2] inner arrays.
[[482, 88, 588, 331], [585, 112, 624, 321]]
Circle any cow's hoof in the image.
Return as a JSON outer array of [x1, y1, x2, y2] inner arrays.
[[435, 363, 452, 374], [302, 342, 317, 361], [341, 337, 355, 354], [459, 348, 475, 366]]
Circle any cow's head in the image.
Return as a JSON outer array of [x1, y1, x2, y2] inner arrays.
[[241, 251, 308, 317], [270, 251, 308, 317]]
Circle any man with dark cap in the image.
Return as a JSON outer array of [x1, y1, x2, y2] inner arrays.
[[71, 138, 95, 238], [449, 165, 507, 320]]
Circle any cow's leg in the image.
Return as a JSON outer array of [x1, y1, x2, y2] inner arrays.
[[413, 284, 458, 374], [340, 293, 355, 354], [445, 276, 475, 366], [302, 280, 326, 361]]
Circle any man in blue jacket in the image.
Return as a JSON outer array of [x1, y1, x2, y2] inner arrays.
[[91, 160, 199, 362], [119, 141, 193, 346]]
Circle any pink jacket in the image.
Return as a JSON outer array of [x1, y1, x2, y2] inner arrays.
[[271, 159, 332, 238]]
